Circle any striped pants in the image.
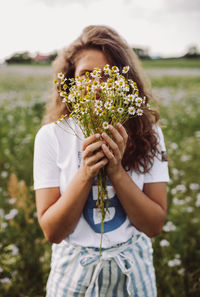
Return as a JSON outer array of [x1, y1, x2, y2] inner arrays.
[[46, 234, 157, 297]]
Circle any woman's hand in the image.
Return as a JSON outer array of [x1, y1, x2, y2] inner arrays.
[[101, 123, 128, 178], [80, 134, 108, 182]]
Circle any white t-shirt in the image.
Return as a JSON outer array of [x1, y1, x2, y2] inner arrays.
[[33, 119, 170, 248]]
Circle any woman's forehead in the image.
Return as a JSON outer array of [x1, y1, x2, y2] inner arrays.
[[75, 49, 110, 75]]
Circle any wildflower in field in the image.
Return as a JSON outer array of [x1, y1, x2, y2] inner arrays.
[[189, 183, 199, 191], [196, 193, 200, 207], [168, 259, 181, 267], [176, 184, 187, 193], [0, 278, 11, 284], [1, 222, 8, 229], [5, 209, 18, 220], [10, 245, 19, 256], [160, 239, 170, 247], [173, 198, 185, 206], [163, 221, 176, 232], [8, 198, 17, 204], [177, 268, 185, 275], [185, 206, 194, 213]]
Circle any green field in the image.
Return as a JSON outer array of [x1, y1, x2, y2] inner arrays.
[[142, 58, 200, 68], [0, 63, 200, 296]]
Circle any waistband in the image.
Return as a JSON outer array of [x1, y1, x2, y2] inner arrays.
[[67, 233, 144, 296]]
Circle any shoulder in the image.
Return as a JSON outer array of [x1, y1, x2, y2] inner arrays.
[[153, 124, 166, 149]]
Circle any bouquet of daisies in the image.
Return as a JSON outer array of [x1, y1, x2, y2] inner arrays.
[[55, 64, 148, 253]]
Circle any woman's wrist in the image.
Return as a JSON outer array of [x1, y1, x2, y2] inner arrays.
[[107, 164, 125, 183]]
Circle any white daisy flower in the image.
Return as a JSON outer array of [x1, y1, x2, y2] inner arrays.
[[104, 64, 110, 70], [135, 97, 143, 107], [112, 66, 119, 73], [104, 69, 111, 76], [127, 94, 135, 102], [122, 66, 130, 74], [91, 70, 100, 79], [124, 85, 130, 92], [95, 100, 103, 107], [102, 121, 109, 129], [136, 109, 143, 116], [62, 83, 68, 90], [117, 107, 124, 113], [115, 79, 125, 88], [128, 106, 136, 115], [58, 72, 64, 79], [68, 93, 75, 102], [60, 91, 67, 97], [104, 102, 112, 110]]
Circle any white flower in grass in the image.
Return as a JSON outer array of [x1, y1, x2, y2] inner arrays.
[[163, 221, 176, 232], [95, 100, 103, 108], [176, 184, 186, 193], [117, 107, 124, 113], [173, 198, 185, 205], [177, 268, 185, 275], [185, 206, 194, 213], [5, 209, 18, 220], [136, 109, 143, 116], [104, 102, 112, 110], [160, 239, 170, 247], [185, 196, 192, 203], [168, 259, 181, 267], [8, 198, 16, 205], [170, 142, 178, 150], [196, 193, 200, 207], [1, 222, 8, 229], [10, 245, 19, 256], [128, 106, 136, 115], [58, 72, 64, 79], [189, 183, 199, 191], [122, 66, 130, 74], [0, 278, 11, 284], [102, 122, 109, 130]]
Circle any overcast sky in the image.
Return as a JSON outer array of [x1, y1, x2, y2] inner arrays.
[[1, 0, 200, 61]]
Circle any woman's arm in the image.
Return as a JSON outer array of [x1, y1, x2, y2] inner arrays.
[[101, 123, 167, 237], [35, 134, 108, 243]]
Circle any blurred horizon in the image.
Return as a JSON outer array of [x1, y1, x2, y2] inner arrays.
[[1, 0, 200, 63]]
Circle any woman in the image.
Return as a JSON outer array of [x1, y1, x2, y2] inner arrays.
[[34, 25, 169, 297]]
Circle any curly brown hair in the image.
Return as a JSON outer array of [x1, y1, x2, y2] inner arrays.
[[43, 25, 160, 173]]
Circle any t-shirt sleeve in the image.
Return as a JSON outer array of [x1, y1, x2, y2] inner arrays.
[[33, 124, 60, 190], [143, 125, 170, 183]]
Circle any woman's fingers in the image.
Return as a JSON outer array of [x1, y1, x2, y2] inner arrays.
[[82, 134, 100, 151], [115, 123, 128, 144], [86, 150, 106, 166]]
